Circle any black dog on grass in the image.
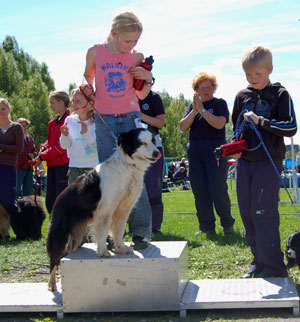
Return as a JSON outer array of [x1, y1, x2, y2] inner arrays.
[[15, 195, 46, 240], [286, 231, 300, 269]]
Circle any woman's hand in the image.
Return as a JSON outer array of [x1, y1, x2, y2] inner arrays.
[[193, 93, 203, 114], [60, 122, 69, 136]]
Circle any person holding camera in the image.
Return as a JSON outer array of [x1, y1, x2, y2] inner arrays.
[[180, 72, 235, 235]]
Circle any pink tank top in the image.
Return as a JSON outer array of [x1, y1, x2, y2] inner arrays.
[[94, 44, 140, 115]]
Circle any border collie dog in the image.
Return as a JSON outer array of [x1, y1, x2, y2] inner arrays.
[[286, 231, 300, 269], [47, 128, 160, 291]]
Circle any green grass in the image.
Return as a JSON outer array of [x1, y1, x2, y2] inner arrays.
[[1, 187, 300, 321]]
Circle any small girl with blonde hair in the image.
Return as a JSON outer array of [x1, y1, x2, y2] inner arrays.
[[60, 85, 99, 184], [83, 11, 154, 250]]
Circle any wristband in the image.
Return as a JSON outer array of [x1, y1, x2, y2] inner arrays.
[[258, 116, 264, 128], [145, 77, 155, 86]]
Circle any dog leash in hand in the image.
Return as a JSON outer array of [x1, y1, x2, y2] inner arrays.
[[235, 109, 300, 215], [79, 83, 118, 143]]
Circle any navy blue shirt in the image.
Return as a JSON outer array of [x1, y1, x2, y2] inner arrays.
[[183, 97, 229, 140], [139, 91, 165, 135]]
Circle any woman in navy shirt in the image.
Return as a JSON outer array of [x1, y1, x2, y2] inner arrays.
[[180, 72, 235, 235]]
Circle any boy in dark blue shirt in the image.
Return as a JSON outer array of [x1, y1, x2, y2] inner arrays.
[[232, 45, 297, 278]]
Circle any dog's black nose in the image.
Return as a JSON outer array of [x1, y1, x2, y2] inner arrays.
[[152, 151, 159, 158]]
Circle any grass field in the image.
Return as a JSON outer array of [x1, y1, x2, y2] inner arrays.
[[0, 186, 300, 322]]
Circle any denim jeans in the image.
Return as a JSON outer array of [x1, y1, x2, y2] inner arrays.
[[16, 168, 33, 198], [94, 112, 152, 239]]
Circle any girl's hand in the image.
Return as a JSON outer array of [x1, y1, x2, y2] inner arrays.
[[33, 156, 42, 167], [193, 93, 203, 114], [130, 67, 152, 82], [78, 121, 87, 134], [60, 122, 69, 136]]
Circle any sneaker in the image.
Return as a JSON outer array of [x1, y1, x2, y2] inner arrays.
[[131, 236, 150, 250], [152, 228, 162, 235], [195, 229, 216, 235], [242, 269, 257, 279], [241, 266, 263, 278], [224, 225, 234, 235]]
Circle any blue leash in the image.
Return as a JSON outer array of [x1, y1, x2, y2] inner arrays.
[[234, 110, 300, 213]]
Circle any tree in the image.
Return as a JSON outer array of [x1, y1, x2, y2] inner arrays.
[[26, 74, 52, 148], [68, 82, 77, 94], [0, 35, 55, 148], [160, 94, 189, 159], [40, 62, 55, 92]]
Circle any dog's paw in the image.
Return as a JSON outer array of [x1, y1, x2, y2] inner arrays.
[[97, 248, 111, 257], [115, 245, 134, 254]]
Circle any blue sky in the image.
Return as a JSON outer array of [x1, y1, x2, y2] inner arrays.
[[1, 0, 300, 144]]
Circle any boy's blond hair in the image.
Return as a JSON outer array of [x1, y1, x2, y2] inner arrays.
[[242, 45, 273, 71]]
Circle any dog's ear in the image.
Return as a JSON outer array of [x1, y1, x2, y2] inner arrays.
[[118, 129, 144, 157], [290, 232, 300, 248]]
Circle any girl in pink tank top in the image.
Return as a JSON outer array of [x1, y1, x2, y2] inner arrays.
[[84, 12, 154, 116], [83, 12, 155, 250]]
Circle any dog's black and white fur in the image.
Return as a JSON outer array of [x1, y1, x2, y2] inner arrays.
[[47, 128, 160, 291], [286, 231, 300, 269]]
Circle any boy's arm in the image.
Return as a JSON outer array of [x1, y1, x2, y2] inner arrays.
[[261, 91, 297, 137]]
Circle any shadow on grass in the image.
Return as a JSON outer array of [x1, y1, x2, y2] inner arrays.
[[204, 231, 248, 247], [151, 232, 202, 248]]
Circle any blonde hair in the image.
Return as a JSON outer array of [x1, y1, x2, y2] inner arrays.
[[107, 12, 143, 41], [192, 72, 217, 91], [49, 91, 70, 107], [17, 118, 30, 126], [70, 89, 94, 123], [0, 98, 11, 109], [242, 45, 273, 71]]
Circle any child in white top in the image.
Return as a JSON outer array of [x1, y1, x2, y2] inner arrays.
[[60, 85, 99, 184]]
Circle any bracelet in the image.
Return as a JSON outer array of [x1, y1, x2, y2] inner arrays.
[[145, 77, 155, 86]]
